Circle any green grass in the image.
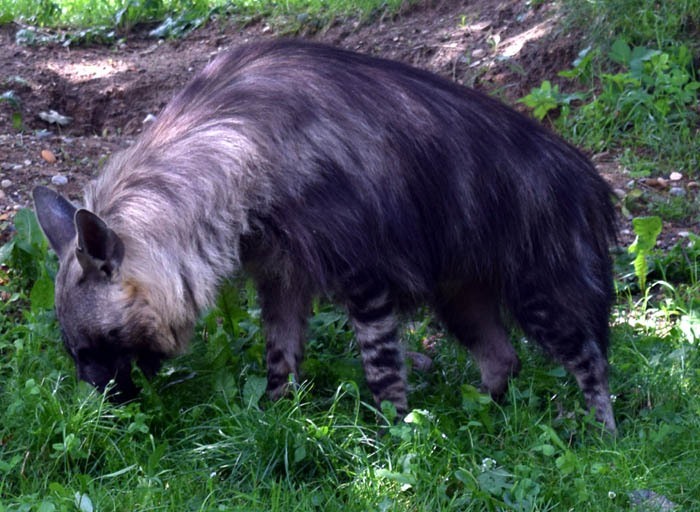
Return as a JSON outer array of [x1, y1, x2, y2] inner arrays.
[[1, 0, 699, 509], [561, 0, 700, 50], [0, 0, 407, 39], [1, 209, 699, 511], [519, 0, 700, 180]]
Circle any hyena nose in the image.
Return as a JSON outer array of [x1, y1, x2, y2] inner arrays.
[[77, 364, 139, 403], [77, 365, 106, 391], [106, 383, 140, 404]]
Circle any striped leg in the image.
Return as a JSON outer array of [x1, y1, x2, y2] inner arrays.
[[511, 278, 616, 432], [346, 277, 407, 416], [257, 275, 312, 400]]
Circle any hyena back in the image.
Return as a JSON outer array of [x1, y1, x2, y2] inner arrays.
[[33, 40, 617, 431]]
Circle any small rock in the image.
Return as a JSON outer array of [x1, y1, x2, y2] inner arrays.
[[644, 177, 668, 189], [51, 175, 68, 186], [0, 189, 5, 200], [669, 186, 686, 197], [8, 75, 30, 89], [628, 489, 676, 511], [613, 188, 626, 199], [468, 21, 491, 32], [1, 179, 12, 188], [471, 48, 486, 59], [625, 179, 636, 188], [38, 109, 72, 126], [669, 171, 682, 181], [41, 149, 57, 164], [142, 113, 157, 124]]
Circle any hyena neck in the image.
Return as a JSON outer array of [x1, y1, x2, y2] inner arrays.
[[85, 139, 261, 354]]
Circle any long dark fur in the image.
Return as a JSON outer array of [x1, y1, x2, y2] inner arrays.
[[33, 39, 617, 430]]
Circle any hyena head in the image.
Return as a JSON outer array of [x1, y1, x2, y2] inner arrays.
[[33, 186, 166, 402]]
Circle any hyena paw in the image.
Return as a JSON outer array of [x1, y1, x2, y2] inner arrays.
[[479, 355, 522, 399], [588, 394, 617, 434], [406, 351, 433, 372], [266, 373, 299, 401]]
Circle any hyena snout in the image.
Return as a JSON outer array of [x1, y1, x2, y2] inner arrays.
[[76, 348, 164, 403], [77, 358, 137, 403]]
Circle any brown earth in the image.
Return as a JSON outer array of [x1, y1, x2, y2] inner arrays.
[[0, 0, 695, 248]]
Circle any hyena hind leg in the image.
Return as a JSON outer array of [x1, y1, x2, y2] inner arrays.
[[346, 277, 408, 417], [565, 342, 615, 432], [435, 286, 521, 399], [513, 292, 616, 432], [256, 275, 312, 400]]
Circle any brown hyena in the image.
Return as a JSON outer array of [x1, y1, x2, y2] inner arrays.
[[33, 39, 617, 431]]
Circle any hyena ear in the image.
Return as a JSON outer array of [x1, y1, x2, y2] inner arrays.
[[32, 186, 78, 260], [74, 209, 125, 278]]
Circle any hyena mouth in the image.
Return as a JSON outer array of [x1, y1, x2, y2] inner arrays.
[[109, 350, 165, 402], [105, 376, 140, 404], [77, 360, 138, 403], [77, 349, 164, 403]]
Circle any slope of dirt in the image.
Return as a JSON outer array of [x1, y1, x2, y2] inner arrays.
[[0, 0, 693, 247]]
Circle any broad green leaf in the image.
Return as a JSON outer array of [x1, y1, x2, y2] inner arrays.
[[679, 313, 699, 344], [14, 208, 47, 258], [609, 38, 631, 66], [0, 238, 15, 264], [628, 217, 662, 254], [376, 468, 416, 487], [477, 467, 512, 496], [629, 46, 659, 77], [628, 216, 662, 290], [37, 501, 56, 512], [30, 272, 55, 312], [242, 375, 267, 408], [293, 444, 306, 463], [555, 450, 579, 476]]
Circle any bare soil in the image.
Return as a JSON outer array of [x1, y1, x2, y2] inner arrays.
[[0, 0, 695, 248]]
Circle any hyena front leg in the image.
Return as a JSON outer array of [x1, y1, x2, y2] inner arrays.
[[256, 276, 312, 400], [346, 277, 407, 417], [436, 286, 521, 398]]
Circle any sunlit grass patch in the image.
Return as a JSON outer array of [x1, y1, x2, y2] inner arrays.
[[1, 0, 410, 40]]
